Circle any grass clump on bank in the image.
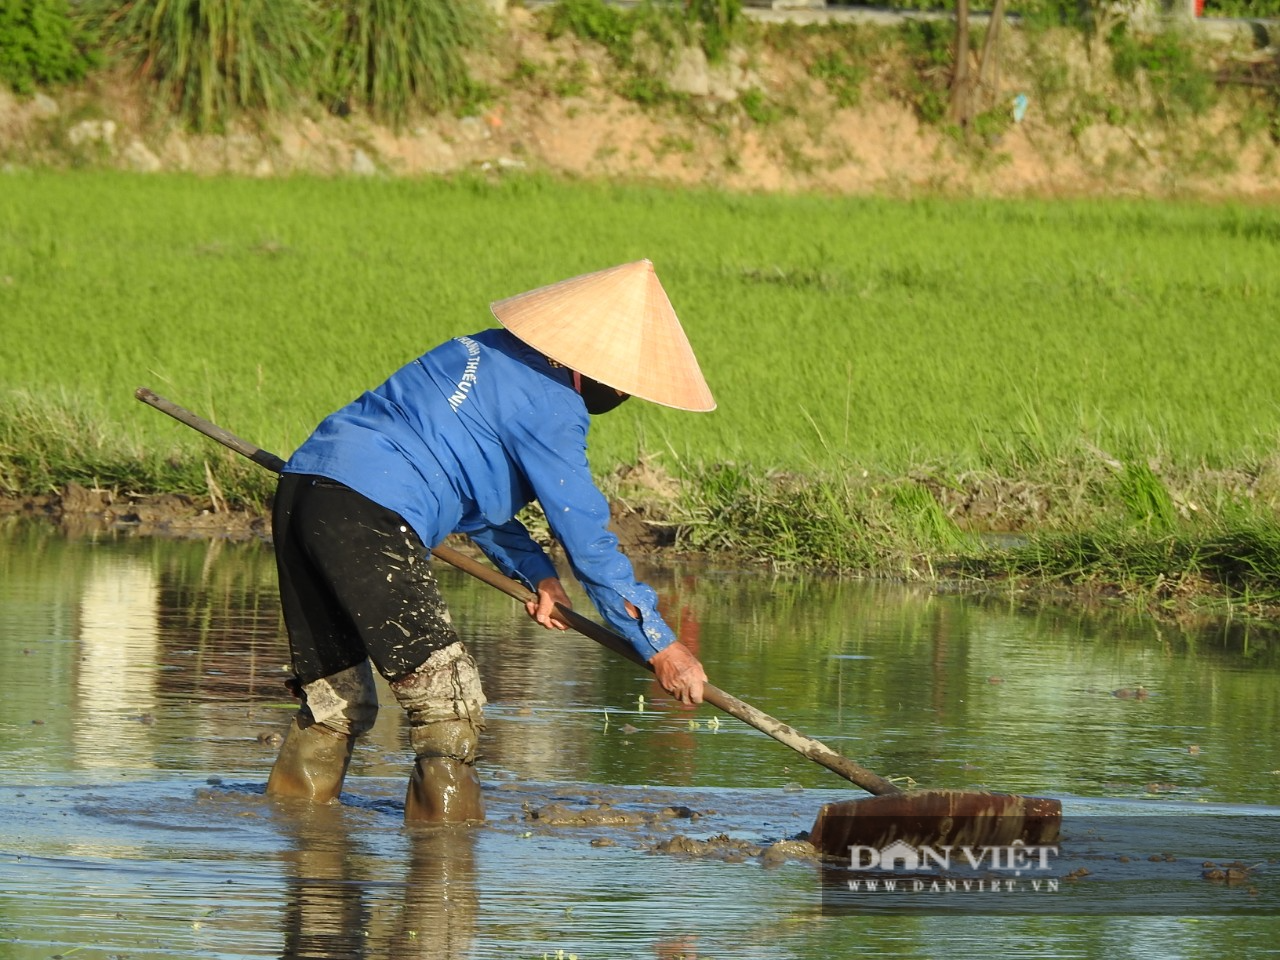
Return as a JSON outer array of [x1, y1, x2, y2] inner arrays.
[[665, 457, 1280, 619], [670, 463, 974, 576], [965, 520, 1280, 618], [545, 0, 743, 66], [0, 390, 276, 507]]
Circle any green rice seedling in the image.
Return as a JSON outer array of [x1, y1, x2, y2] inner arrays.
[[320, 0, 492, 123], [885, 481, 972, 552], [5, 172, 1280, 485], [1116, 461, 1178, 534], [82, 0, 321, 130]]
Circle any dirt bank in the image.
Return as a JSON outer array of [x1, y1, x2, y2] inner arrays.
[[0, 483, 269, 541], [3, 6, 1278, 200], [0, 481, 675, 555]]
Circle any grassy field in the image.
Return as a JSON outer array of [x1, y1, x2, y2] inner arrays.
[[4, 171, 1278, 469], [3, 171, 1279, 608]]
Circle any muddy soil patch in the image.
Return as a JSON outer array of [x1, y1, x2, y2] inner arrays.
[[0, 482, 267, 540], [504, 786, 821, 867]]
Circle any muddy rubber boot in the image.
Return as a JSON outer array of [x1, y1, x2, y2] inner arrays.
[[390, 646, 487, 825], [404, 757, 485, 823], [266, 718, 355, 804]]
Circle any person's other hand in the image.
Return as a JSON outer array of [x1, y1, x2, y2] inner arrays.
[[526, 577, 573, 630], [649, 641, 707, 706]]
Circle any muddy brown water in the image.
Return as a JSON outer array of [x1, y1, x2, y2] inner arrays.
[[1, 521, 1278, 959]]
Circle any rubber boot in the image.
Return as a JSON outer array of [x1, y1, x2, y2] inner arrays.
[[389, 644, 487, 824], [404, 757, 485, 823], [266, 718, 355, 803]]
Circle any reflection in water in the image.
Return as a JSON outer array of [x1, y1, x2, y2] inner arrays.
[[393, 827, 477, 960], [74, 554, 160, 770], [3, 526, 1280, 960], [278, 806, 370, 960], [277, 806, 476, 960]]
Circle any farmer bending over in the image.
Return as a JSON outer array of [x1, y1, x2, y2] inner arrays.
[[266, 260, 713, 822]]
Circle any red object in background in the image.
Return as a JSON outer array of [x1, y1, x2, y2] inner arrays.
[[1195, 0, 1204, 15]]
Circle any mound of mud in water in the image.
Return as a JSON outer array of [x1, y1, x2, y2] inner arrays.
[[649, 834, 819, 866], [524, 800, 701, 827], [510, 789, 819, 867]]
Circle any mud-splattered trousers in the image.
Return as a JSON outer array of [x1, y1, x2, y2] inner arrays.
[[272, 473, 484, 764]]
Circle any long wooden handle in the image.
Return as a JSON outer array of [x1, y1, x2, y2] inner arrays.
[[135, 386, 901, 796], [431, 544, 900, 795], [136, 387, 288, 473]]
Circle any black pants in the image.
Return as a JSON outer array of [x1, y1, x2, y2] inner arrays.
[[272, 473, 459, 686]]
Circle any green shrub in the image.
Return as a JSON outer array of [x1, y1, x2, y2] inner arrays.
[[896, 18, 955, 124], [739, 87, 781, 124], [810, 51, 868, 108], [545, 0, 637, 62], [82, 0, 321, 131], [971, 103, 1014, 142], [0, 0, 94, 94], [683, 0, 741, 63], [544, 0, 744, 71], [320, 0, 492, 124], [1108, 25, 1216, 118]]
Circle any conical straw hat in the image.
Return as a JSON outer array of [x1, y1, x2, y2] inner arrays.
[[491, 260, 715, 412]]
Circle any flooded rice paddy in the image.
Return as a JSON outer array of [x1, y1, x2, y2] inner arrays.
[[0, 520, 1277, 959]]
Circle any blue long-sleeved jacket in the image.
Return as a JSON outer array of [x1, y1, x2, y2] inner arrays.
[[282, 328, 676, 660]]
